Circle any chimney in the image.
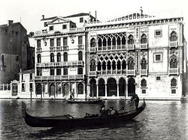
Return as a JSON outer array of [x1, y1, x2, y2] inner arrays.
[[8, 20, 13, 25], [140, 6, 143, 16], [42, 15, 45, 20], [95, 11, 97, 21]]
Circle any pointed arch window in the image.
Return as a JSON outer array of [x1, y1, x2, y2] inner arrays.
[[122, 60, 126, 70], [171, 78, 177, 87], [170, 55, 177, 68], [128, 57, 134, 70], [98, 61, 101, 71], [141, 58, 147, 69], [117, 36, 121, 45], [141, 79, 147, 88], [117, 60, 121, 70], [128, 35, 134, 44], [112, 37, 116, 45], [90, 59, 96, 71], [98, 38, 102, 50], [141, 34, 147, 44], [90, 38, 96, 47], [112, 61, 116, 70], [102, 61, 106, 70], [122, 36, 126, 45], [107, 37, 111, 46], [103, 38, 106, 46], [107, 61, 111, 70], [170, 31, 177, 41]]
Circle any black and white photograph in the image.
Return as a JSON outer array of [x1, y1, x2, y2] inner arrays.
[[0, 0, 188, 139]]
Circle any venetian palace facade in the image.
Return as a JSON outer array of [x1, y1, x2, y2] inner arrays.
[[34, 12, 187, 100]]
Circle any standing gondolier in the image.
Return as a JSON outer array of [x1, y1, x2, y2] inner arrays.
[[131, 94, 139, 110]]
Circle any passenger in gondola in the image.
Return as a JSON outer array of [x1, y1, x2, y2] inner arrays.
[[100, 104, 107, 116], [109, 106, 118, 115], [130, 94, 139, 110]]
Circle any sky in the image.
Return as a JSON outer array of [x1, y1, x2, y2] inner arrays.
[[0, 0, 187, 37]]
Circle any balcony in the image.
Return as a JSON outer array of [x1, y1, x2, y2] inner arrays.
[[127, 69, 136, 76], [50, 47, 55, 52], [169, 68, 179, 75], [78, 44, 84, 50], [63, 46, 69, 51], [90, 47, 97, 53], [35, 75, 84, 81], [56, 46, 62, 51], [140, 69, 148, 76], [67, 61, 84, 66], [69, 28, 84, 33], [140, 43, 148, 49], [89, 71, 97, 76], [169, 41, 178, 48], [127, 44, 135, 51], [36, 61, 84, 68], [36, 48, 42, 53]]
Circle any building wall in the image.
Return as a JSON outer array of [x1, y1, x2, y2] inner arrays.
[[0, 22, 29, 84]]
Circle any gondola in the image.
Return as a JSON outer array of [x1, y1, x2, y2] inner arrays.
[[66, 99, 104, 104], [22, 100, 146, 128]]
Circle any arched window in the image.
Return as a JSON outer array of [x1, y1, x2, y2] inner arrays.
[[112, 37, 116, 45], [117, 36, 121, 45], [102, 61, 106, 70], [107, 61, 111, 70], [103, 38, 106, 46], [128, 35, 134, 44], [98, 38, 102, 50], [37, 54, 41, 63], [128, 57, 134, 70], [107, 37, 111, 46], [170, 55, 177, 68], [112, 61, 116, 70], [50, 53, 54, 62], [141, 34, 147, 44], [90, 59, 96, 71], [122, 36, 126, 45], [170, 31, 177, 41], [141, 79, 147, 88], [57, 53, 61, 62], [171, 78, 177, 87], [117, 60, 121, 70], [141, 58, 147, 69], [78, 51, 83, 61], [98, 61, 101, 71], [90, 38, 96, 47], [63, 52, 68, 62], [122, 60, 126, 70]]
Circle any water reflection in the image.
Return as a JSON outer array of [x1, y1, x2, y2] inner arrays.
[[0, 99, 187, 140]]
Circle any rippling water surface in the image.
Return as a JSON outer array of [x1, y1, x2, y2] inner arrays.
[[0, 99, 187, 140]]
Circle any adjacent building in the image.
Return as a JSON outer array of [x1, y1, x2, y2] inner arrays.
[[34, 13, 96, 99], [0, 20, 33, 84]]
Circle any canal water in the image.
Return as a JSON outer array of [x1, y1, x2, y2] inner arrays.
[[0, 99, 187, 140]]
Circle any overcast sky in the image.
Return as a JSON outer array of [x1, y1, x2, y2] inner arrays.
[[0, 0, 187, 37]]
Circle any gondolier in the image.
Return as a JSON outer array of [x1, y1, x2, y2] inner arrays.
[[131, 94, 140, 110]]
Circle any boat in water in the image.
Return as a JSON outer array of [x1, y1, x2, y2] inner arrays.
[[22, 100, 146, 128]]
